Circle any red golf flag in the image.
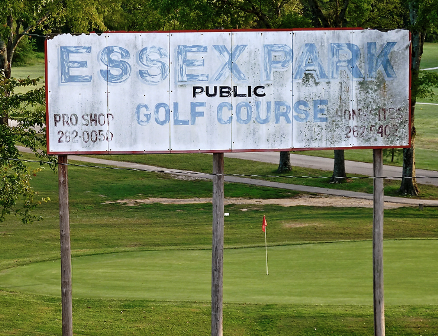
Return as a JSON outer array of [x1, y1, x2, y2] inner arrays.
[[262, 215, 267, 232]]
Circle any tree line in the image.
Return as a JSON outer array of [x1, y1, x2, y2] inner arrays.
[[1, 0, 438, 222]]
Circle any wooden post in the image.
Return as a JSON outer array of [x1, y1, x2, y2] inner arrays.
[[58, 155, 73, 336], [212, 153, 224, 336], [373, 149, 385, 336]]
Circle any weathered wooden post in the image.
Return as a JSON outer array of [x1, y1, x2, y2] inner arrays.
[[373, 149, 385, 336], [58, 155, 73, 336], [212, 153, 224, 336]]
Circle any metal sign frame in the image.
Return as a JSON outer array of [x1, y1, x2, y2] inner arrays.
[[46, 29, 411, 155]]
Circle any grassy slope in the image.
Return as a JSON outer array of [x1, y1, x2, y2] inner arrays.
[[4, 293, 436, 336], [1, 159, 438, 335]]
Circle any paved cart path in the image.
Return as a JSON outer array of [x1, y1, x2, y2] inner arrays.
[[225, 152, 438, 187], [60, 152, 438, 208], [18, 147, 438, 207]]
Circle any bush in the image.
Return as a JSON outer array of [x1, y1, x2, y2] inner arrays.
[[425, 32, 438, 43], [13, 36, 39, 66]]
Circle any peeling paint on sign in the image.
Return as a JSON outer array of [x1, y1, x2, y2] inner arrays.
[[46, 29, 410, 154]]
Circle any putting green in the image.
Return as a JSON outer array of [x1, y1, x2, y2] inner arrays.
[[1, 240, 437, 305]]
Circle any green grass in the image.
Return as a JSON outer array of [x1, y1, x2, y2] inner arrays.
[[2, 240, 438, 306], [83, 152, 438, 199], [421, 42, 438, 71], [416, 103, 438, 151], [2, 293, 437, 335], [11, 56, 45, 93], [11, 54, 45, 79], [1, 159, 438, 334]]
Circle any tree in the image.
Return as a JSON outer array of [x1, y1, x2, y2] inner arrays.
[[398, 0, 438, 195], [299, 0, 355, 182], [0, 0, 122, 77], [0, 75, 53, 223], [0, 0, 119, 222], [103, 0, 166, 31], [277, 151, 292, 173], [151, 0, 310, 30]]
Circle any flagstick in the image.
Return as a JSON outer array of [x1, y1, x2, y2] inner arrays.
[[264, 228, 269, 275]]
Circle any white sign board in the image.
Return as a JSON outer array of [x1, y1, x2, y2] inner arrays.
[[46, 29, 410, 154]]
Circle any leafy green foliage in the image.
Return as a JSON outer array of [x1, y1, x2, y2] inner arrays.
[[404, 0, 438, 36], [0, 0, 123, 77], [0, 0, 113, 38], [0, 75, 55, 223], [0, 0, 124, 223], [415, 71, 438, 99], [11, 36, 39, 66], [150, 0, 311, 30], [361, 0, 406, 29], [104, 0, 165, 31], [383, 148, 403, 163]]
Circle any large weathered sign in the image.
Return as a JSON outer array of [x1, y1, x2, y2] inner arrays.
[[46, 29, 410, 154]]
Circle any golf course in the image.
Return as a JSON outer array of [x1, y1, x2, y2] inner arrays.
[[2, 240, 438, 306], [1, 43, 438, 334], [2, 148, 438, 334]]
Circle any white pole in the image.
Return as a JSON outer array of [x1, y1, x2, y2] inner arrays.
[[265, 229, 269, 275]]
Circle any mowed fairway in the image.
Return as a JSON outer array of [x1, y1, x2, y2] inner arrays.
[[1, 240, 438, 305], [1, 159, 438, 335]]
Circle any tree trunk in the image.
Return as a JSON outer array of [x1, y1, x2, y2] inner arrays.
[[0, 38, 9, 126], [400, 2, 422, 195], [399, 71, 419, 195], [400, 147, 419, 195], [277, 151, 292, 173], [330, 149, 346, 183], [0, 38, 6, 76], [301, 1, 351, 181], [4, 15, 14, 79]]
